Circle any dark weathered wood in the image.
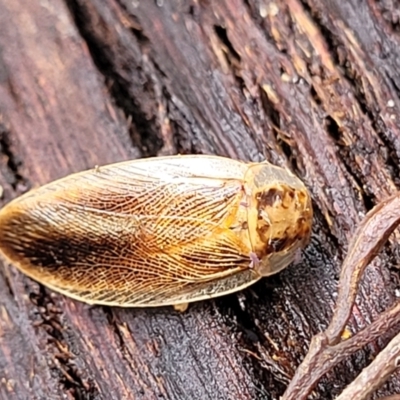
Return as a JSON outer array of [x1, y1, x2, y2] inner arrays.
[[1, 0, 400, 399]]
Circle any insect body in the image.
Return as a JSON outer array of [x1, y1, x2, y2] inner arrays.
[[0, 155, 312, 308]]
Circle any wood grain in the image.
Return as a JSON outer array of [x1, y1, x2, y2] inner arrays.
[[1, 0, 400, 399]]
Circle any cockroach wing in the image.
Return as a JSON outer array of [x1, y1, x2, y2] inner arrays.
[[0, 156, 259, 307]]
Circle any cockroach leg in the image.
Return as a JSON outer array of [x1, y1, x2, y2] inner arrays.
[[249, 252, 260, 269], [173, 303, 189, 312], [293, 248, 303, 266]]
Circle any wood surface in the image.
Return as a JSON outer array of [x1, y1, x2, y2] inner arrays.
[[1, 1, 400, 399]]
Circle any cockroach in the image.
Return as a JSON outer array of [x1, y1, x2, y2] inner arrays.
[[0, 155, 313, 308]]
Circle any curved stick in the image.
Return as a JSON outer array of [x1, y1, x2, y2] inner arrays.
[[283, 193, 400, 400]]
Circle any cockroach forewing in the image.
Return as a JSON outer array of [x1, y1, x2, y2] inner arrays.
[[0, 156, 260, 307]]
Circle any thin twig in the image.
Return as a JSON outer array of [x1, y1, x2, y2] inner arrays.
[[335, 330, 400, 399], [282, 193, 400, 400]]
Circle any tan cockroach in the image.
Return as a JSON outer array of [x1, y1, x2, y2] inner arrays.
[[0, 155, 313, 309]]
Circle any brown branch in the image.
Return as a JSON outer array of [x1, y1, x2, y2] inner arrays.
[[283, 193, 400, 400], [335, 331, 400, 399]]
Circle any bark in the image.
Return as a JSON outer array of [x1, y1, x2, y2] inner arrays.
[[1, 0, 400, 399]]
